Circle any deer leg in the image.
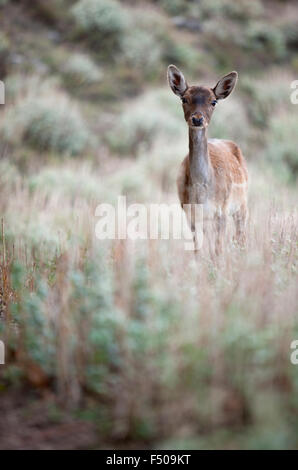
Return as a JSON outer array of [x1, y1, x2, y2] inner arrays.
[[186, 203, 203, 255], [191, 224, 198, 253], [214, 212, 226, 256], [191, 221, 202, 255], [233, 205, 247, 246]]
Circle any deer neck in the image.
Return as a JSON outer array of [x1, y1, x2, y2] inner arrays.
[[188, 127, 212, 188]]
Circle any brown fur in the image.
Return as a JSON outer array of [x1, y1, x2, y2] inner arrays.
[[177, 140, 248, 208]]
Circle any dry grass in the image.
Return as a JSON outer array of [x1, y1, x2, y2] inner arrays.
[[0, 148, 297, 448]]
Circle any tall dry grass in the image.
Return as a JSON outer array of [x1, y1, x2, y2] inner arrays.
[[0, 149, 297, 448]]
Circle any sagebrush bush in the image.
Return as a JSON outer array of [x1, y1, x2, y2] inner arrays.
[[241, 72, 292, 128], [209, 98, 250, 153], [244, 22, 286, 61], [163, 41, 204, 74], [4, 74, 59, 103], [0, 31, 9, 54], [160, 0, 263, 21], [28, 165, 104, 201], [203, 13, 287, 69], [122, 29, 163, 76], [200, 0, 263, 21], [283, 20, 298, 52], [62, 53, 102, 87], [158, 0, 189, 16], [71, 0, 129, 53], [121, 8, 169, 75], [0, 159, 20, 191], [106, 91, 183, 156], [265, 112, 298, 180], [4, 95, 90, 155], [0, 31, 10, 75]]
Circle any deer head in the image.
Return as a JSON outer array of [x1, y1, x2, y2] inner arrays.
[[167, 65, 238, 129]]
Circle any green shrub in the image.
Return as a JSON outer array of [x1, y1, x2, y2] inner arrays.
[[241, 73, 291, 128], [9, 261, 55, 374], [106, 90, 183, 156], [265, 112, 298, 181], [0, 31, 10, 75], [0, 31, 9, 54], [71, 0, 129, 54], [163, 41, 204, 74], [122, 29, 163, 76], [292, 56, 298, 73], [0, 159, 20, 191], [121, 8, 168, 76], [159, 0, 263, 22], [4, 95, 90, 155], [202, 13, 286, 69], [158, 0, 190, 16], [69, 259, 121, 394], [209, 98, 250, 153], [204, 18, 286, 62], [200, 0, 263, 21], [62, 53, 102, 87], [282, 21, 298, 52], [28, 0, 70, 25], [3, 74, 58, 104], [28, 166, 103, 201], [244, 22, 286, 61]]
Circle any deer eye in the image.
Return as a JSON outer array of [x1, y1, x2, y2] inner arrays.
[[211, 100, 217, 107], [182, 97, 187, 104]]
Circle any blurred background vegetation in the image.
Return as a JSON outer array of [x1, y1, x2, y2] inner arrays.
[[0, 0, 297, 449]]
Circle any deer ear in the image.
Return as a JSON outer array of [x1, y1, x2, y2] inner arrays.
[[213, 71, 238, 100], [167, 64, 188, 98]]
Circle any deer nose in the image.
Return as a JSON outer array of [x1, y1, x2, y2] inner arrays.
[[192, 116, 204, 127]]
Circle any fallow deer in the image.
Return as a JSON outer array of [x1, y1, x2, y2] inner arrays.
[[167, 65, 248, 254]]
